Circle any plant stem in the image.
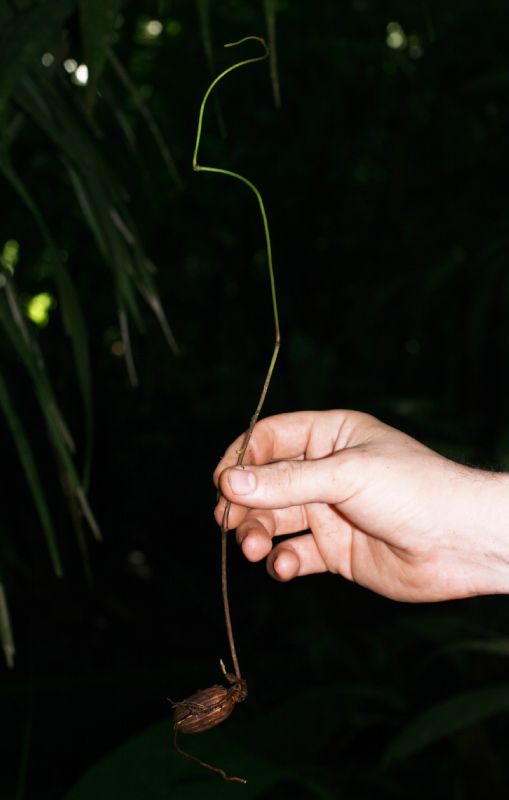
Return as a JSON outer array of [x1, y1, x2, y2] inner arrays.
[[193, 37, 280, 682]]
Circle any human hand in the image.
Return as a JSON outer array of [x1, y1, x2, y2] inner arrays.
[[214, 410, 509, 601]]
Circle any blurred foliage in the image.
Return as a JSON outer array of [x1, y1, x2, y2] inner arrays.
[[63, 720, 323, 799], [0, 0, 179, 664], [3, 0, 509, 798]]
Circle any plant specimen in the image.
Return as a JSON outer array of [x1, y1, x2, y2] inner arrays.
[[170, 36, 280, 784]]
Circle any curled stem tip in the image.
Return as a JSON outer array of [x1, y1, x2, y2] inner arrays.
[[224, 35, 269, 56], [193, 36, 269, 170]]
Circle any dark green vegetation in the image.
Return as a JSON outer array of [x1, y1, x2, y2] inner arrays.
[[2, 0, 509, 797]]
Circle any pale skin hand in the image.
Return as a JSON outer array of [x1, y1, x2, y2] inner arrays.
[[213, 410, 509, 602]]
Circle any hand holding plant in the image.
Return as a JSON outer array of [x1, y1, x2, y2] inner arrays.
[[215, 410, 509, 602]]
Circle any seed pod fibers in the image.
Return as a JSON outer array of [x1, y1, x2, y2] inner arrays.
[[173, 680, 247, 734], [170, 673, 248, 783]]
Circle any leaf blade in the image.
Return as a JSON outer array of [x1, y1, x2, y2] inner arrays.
[[63, 720, 311, 799], [263, 0, 281, 108], [0, 0, 77, 105], [0, 157, 94, 486], [383, 683, 509, 766], [0, 370, 62, 577], [79, 0, 122, 111], [0, 581, 15, 668]]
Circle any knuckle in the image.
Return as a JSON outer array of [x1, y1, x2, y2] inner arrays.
[[276, 460, 300, 492]]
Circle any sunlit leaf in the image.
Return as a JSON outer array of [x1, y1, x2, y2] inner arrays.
[[26, 291, 55, 326], [1, 239, 19, 273], [383, 683, 509, 766]]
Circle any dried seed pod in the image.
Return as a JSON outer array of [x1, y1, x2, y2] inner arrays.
[[173, 681, 247, 734], [170, 661, 248, 783]]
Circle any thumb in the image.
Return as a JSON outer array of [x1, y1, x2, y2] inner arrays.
[[219, 453, 357, 509]]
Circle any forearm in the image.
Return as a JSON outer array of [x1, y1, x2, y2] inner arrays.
[[457, 467, 509, 595]]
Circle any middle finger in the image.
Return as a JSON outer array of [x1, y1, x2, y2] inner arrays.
[[235, 505, 309, 562]]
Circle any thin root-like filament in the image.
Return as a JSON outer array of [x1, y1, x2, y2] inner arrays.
[[173, 729, 246, 784]]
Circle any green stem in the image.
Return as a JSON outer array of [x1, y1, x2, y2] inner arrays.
[[193, 37, 280, 682], [192, 36, 269, 169]]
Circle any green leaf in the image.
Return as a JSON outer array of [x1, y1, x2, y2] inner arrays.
[[383, 683, 509, 766], [63, 720, 299, 799], [0, 369, 62, 577], [0, 580, 15, 668], [51, 253, 94, 488], [137, 276, 179, 356], [108, 54, 182, 187], [263, 0, 281, 108], [0, 0, 77, 107], [196, 0, 214, 75], [80, 0, 122, 111], [66, 163, 109, 259], [0, 158, 93, 487], [443, 637, 509, 658], [117, 305, 138, 386], [244, 682, 403, 765], [193, 2, 226, 137], [15, 73, 176, 365], [0, 283, 101, 543]]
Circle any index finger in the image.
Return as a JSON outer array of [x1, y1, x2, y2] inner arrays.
[[213, 410, 363, 486]]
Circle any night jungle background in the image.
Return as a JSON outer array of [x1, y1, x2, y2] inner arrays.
[[2, 1, 509, 797]]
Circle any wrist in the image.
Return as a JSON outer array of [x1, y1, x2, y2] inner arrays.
[[461, 467, 509, 595]]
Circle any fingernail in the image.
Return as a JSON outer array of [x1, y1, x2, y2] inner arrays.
[[228, 467, 256, 495]]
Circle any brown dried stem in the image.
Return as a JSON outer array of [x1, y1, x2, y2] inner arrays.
[[193, 36, 280, 683]]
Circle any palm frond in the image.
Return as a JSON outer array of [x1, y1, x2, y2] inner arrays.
[[0, 369, 62, 577]]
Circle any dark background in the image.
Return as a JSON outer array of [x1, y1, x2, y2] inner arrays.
[[3, 1, 509, 797]]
